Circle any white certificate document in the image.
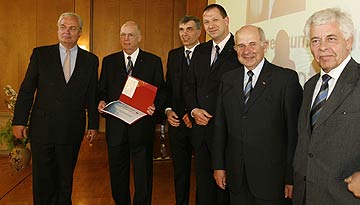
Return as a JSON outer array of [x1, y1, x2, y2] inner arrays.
[[101, 101, 146, 124], [122, 77, 138, 98]]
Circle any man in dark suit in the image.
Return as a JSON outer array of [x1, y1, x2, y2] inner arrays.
[[212, 25, 302, 205], [293, 8, 360, 205], [97, 21, 165, 205], [12, 12, 99, 205], [183, 4, 241, 205], [164, 15, 201, 205]]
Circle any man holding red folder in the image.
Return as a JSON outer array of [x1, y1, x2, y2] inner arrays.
[[97, 21, 165, 205]]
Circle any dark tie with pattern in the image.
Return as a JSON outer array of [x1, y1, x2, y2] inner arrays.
[[185, 50, 191, 66], [211, 45, 220, 66], [310, 74, 331, 130], [126, 56, 134, 75], [244, 70, 254, 104]]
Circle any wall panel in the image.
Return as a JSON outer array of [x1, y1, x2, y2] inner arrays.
[[0, 0, 36, 111], [187, 0, 208, 43], [75, 0, 92, 51], [144, 0, 173, 68], [93, 0, 121, 60], [172, 0, 187, 48], [36, 0, 74, 46]]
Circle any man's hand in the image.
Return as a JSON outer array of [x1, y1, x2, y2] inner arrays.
[[85, 129, 97, 147], [213, 169, 226, 190], [182, 113, 192, 128], [345, 171, 360, 198], [192, 108, 212, 126], [98, 100, 106, 114], [284, 184, 293, 199], [166, 110, 180, 127], [13, 125, 27, 140], [147, 104, 155, 116]]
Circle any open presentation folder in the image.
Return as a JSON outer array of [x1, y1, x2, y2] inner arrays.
[[101, 76, 158, 124]]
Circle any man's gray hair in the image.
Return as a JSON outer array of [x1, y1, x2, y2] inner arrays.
[[304, 8, 354, 41], [179, 15, 201, 30], [57, 12, 83, 30]]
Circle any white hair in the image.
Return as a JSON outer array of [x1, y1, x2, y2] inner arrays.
[[304, 8, 354, 41]]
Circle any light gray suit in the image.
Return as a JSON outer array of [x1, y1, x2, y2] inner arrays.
[[293, 58, 360, 205]]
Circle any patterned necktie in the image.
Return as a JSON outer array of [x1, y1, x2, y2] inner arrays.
[[63, 49, 71, 83], [310, 74, 331, 130], [244, 70, 254, 104], [185, 50, 191, 66], [211, 45, 220, 66], [126, 56, 134, 75]]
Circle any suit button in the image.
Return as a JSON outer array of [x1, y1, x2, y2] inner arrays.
[[242, 116, 247, 119], [308, 153, 314, 158]]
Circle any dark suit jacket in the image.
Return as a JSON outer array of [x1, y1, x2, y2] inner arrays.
[[12, 44, 99, 144], [183, 34, 240, 148], [98, 49, 165, 146], [293, 58, 360, 205], [213, 60, 302, 200], [165, 46, 188, 118]]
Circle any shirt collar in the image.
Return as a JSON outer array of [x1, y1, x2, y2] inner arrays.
[[59, 43, 78, 53], [184, 42, 199, 53], [124, 48, 140, 62], [212, 33, 231, 53], [244, 58, 265, 78], [320, 55, 351, 81], [184, 42, 200, 56]]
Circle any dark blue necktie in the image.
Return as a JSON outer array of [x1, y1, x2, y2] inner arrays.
[[185, 50, 191, 66], [211, 45, 220, 66], [310, 74, 331, 130], [244, 70, 254, 104], [126, 56, 134, 75]]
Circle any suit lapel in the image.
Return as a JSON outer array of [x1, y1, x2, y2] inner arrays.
[[211, 35, 234, 71], [313, 59, 360, 130], [244, 60, 272, 112], [69, 47, 85, 84], [132, 50, 144, 76], [202, 41, 213, 70], [177, 47, 186, 70], [303, 74, 318, 135], [119, 52, 126, 73], [233, 68, 245, 105], [48, 44, 69, 87]]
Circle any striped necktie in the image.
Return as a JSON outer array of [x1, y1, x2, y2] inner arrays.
[[126, 56, 134, 75], [244, 70, 254, 104], [185, 50, 191, 66], [310, 74, 331, 130], [211, 45, 220, 66]]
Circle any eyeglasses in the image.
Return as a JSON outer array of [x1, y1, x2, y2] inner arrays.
[[59, 25, 79, 33], [120, 33, 138, 39]]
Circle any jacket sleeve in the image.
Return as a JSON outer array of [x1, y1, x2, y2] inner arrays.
[[12, 48, 39, 126], [284, 71, 303, 184]]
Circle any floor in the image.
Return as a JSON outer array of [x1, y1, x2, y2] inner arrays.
[[0, 133, 196, 205]]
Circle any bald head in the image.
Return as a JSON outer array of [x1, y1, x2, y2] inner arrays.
[[235, 25, 266, 45], [120, 21, 142, 54], [234, 25, 268, 70], [121, 21, 141, 36]]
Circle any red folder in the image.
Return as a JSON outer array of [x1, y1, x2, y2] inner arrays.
[[119, 76, 158, 114]]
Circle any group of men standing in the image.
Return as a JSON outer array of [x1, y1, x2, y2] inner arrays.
[[10, 3, 360, 205]]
